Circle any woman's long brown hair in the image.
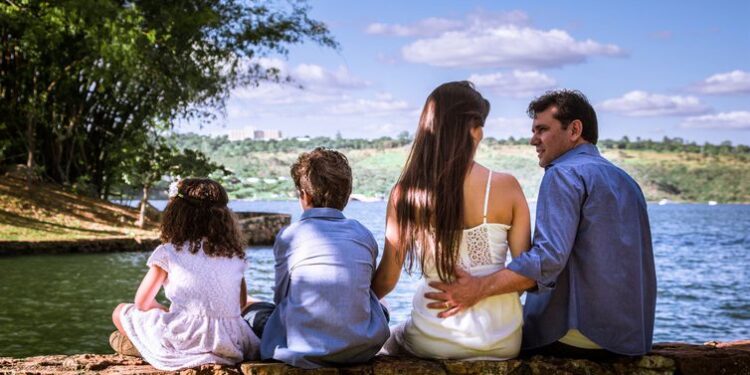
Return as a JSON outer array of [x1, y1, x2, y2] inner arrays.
[[160, 178, 245, 258], [395, 81, 489, 282]]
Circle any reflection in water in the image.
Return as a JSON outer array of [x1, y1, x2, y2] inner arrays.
[[0, 201, 748, 356]]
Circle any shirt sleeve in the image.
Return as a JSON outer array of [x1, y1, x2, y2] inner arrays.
[[272, 227, 289, 305], [146, 244, 170, 272], [507, 166, 583, 293]]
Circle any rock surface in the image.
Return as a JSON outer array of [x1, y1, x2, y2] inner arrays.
[[236, 212, 291, 246], [0, 212, 291, 255], [2, 341, 749, 375]]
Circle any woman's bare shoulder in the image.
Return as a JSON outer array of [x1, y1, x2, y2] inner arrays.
[[490, 171, 522, 190]]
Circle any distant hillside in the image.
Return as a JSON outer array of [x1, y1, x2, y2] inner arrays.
[[0, 176, 158, 241], [168, 134, 750, 203]]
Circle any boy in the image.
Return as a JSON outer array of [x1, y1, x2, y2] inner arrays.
[[243, 147, 390, 369]]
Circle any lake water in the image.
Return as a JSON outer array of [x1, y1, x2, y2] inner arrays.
[[0, 201, 748, 357]]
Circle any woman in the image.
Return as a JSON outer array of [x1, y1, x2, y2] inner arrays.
[[372, 81, 531, 360]]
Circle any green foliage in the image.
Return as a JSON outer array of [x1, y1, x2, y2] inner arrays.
[[168, 133, 750, 203], [0, 0, 335, 197], [599, 136, 750, 159]]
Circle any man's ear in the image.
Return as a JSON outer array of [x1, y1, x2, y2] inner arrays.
[[569, 119, 583, 142]]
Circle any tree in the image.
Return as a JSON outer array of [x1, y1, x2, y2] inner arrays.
[[123, 134, 230, 228], [1, 0, 336, 197]]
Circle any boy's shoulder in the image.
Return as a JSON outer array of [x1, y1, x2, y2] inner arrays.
[[280, 215, 375, 243], [346, 217, 374, 236]]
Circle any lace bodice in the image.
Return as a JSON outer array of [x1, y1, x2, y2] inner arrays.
[[424, 170, 512, 277]]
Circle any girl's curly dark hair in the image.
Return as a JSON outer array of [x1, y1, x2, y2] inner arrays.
[[160, 178, 245, 258]]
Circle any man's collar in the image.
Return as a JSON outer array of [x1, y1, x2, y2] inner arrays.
[[300, 207, 346, 220], [546, 143, 600, 169]]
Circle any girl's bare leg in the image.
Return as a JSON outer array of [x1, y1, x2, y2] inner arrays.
[[112, 303, 128, 336]]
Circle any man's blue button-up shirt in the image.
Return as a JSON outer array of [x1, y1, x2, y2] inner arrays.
[[507, 143, 657, 356]]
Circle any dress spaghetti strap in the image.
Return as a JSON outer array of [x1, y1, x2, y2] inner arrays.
[[482, 170, 492, 224]]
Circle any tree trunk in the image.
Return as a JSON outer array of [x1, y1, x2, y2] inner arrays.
[[137, 184, 149, 228], [25, 116, 35, 190]]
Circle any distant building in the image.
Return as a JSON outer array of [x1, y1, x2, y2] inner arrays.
[[227, 127, 256, 141], [254, 129, 282, 141], [227, 127, 283, 141]]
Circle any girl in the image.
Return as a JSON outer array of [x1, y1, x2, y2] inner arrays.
[[111, 178, 259, 370], [372, 81, 531, 360]]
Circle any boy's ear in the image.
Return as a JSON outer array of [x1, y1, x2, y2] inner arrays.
[[299, 189, 313, 206]]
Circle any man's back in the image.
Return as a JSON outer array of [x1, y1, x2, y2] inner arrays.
[[509, 144, 657, 355]]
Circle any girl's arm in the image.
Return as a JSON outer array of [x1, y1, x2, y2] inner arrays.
[[134, 265, 168, 312], [372, 192, 405, 299]]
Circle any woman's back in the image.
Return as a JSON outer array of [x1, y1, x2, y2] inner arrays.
[[372, 81, 531, 361], [401, 165, 525, 360]]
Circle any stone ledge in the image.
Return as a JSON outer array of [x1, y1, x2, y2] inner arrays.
[[0, 237, 162, 256], [236, 212, 291, 247], [0, 212, 291, 256], [2, 341, 749, 375]]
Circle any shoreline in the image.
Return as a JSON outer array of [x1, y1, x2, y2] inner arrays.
[[0, 212, 291, 256]]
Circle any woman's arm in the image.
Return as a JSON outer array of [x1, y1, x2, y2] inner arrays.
[[372, 192, 405, 299], [508, 176, 531, 259], [134, 265, 168, 312], [423, 173, 533, 317]]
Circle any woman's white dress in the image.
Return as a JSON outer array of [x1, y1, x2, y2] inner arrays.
[[389, 171, 523, 360], [119, 243, 259, 371]]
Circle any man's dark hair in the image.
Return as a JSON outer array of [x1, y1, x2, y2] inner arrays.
[[527, 89, 598, 144], [291, 147, 352, 210]]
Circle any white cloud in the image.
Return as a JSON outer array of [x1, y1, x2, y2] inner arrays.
[[401, 23, 623, 69], [681, 111, 750, 130], [365, 17, 463, 37], [469, 70, 556, 97], [486, 117, 529, 129], [599, 91, 710, 117], [232, 84, 342, 105], [365, 11, 531, 38], [691, 70, 750, 95], [231, 62, 367, 104], [293, 64, 369, 90], [326, 93, 411, 116], [464, 10, 530, 29], [484, 117, 530, 138]]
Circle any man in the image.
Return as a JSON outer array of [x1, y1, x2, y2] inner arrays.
[[427, 89, 656, 357]]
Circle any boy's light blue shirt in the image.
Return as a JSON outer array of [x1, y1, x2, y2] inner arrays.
[[507, 143, 657, 356], [260, 207, 390, 369]]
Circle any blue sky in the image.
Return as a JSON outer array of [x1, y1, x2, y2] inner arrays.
[[179, 0, 750, 145]]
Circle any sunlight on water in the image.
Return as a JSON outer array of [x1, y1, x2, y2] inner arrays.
[[0, 201, 748, 356]]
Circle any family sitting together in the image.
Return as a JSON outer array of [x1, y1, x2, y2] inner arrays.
[[110, 83, 657, 371]]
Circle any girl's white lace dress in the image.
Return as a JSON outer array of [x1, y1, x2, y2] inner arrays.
[[119, 243, 259, 370]]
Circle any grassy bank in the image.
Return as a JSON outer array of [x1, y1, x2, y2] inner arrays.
[[197, 143, 749, 203], [2, 143, 747, 242], [0, 176, 158, 242]]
